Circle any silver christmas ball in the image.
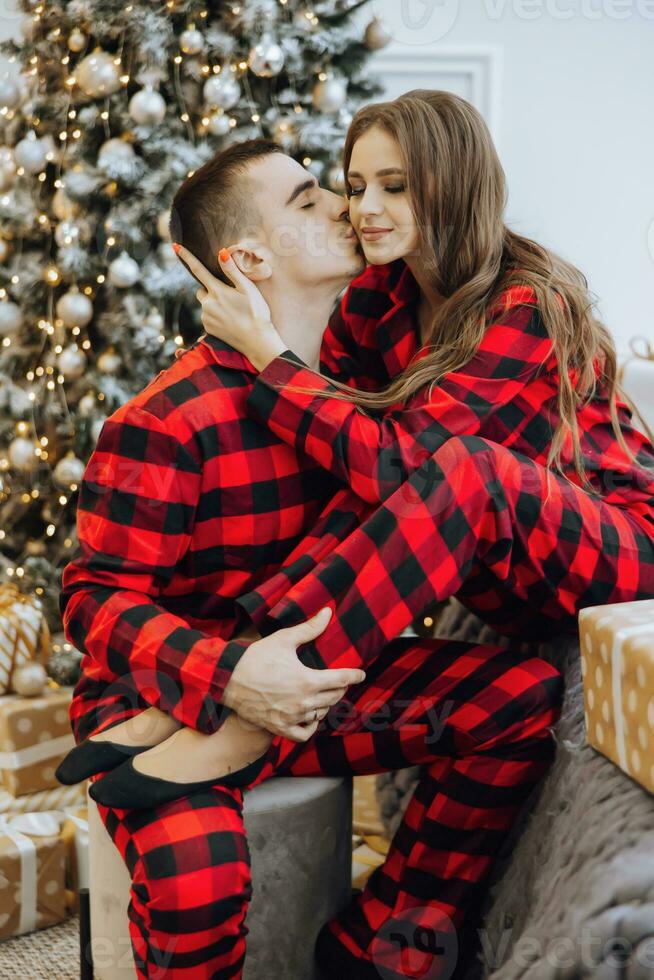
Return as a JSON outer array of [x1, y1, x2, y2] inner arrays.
[[108, 251, 139, 288], [156, 209, 171, 240], [271, 115, 298, 151], [10, 661, 47, 697], [97, 348, 121, 374], [206, 110, 231, 137], [14, 132, 47, 174], [203, 73, 241, 111], [8, 436, 37, 472], [77, 49, 121, 98], [57, 344, 87, 380], [52, 187, 77, 220], [180, 28, 205, 55], [0, 75, 21, 110], [91, 416, 107, 442], [0, 300, 23, 336], [67, 28, 87, 53], [364, 17, 392, 50], [0, 146, 16, 191], [129, 87, 166, 126], [56, 289, 93, 328], [54, 219, 87, 248], [248, 37, 285, 78], [53, 453, 85, 489], [97, 137, 135, 172], [77, 391, 97, 416], [312, 75, 347, 114]]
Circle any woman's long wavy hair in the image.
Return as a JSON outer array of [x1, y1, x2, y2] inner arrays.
[[282, 89, 654, 496]]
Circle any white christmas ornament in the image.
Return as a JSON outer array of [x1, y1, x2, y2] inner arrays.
[[207, 110, 231, 137], [180, 28, 205, 55], [11, 661, 47, 697], [129, 87, 166, 126], [53, 453, 85, 489], [56, 289, 93, 328], [57, 345, 87, 380], [312, 75, 347, 114], [248, 36, 285, 77], [0, 75, 21, 110], [77, 48, 121, 98], [14, 132, 47, 174], [8, 436, 37, 472], [146, 308, 164, 332], [77, 392, 96, 416], [203, 73, 241, 111], [67, 28, 87, 52], [97, 137, 135, 171], [108, 251, 139, 288], [0, 300, 22, 336], [156, 209, 171, 240], [364, 17, 392, 50], [97, 348, 121, 374], [0, 146, 16, 191]]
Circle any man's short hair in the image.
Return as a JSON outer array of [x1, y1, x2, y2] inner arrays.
[[170, 137, 283, 285]]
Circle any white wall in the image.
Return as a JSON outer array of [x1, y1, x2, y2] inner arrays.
[[361, 0, 654, 361]]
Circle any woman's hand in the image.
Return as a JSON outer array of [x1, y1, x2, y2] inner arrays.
[[172, 243, 287, 371]]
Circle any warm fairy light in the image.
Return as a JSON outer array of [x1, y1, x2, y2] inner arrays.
[[201, 65, 210, 74], [101, 111, 109, 120], [38, 172, 46, 181], [229, 118, 237, 128], [65, 77, 76, 88], [424, 617, 434, 628], [174, 55, 182, 64], [16, 421, 28, 434], [59, 495, 67, 505], [35, 367, 44, 376], [180, 113, 189, 122], [106, 236, 115, 246], [2, 338, 10, 347], [40, 437, 48, 446], [72, 129, 81, 138], [318, 72, 327, 81], [21, 493, 30, 503], [238, 61, 247, 70], [15, 567, 24, 578], [83, 285, 93, 295], [251, 113, 260, 122], [81, 339, 91, 349], [303, 157, 311, 165], [174, 334, 183, 345], [97, 274, 105, 283], [120, 75, 130, 84], [46, 524, 55, 536], [54, 179, 63, 188]]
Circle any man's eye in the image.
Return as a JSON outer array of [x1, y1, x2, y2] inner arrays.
[[301, 202, 316, 209]]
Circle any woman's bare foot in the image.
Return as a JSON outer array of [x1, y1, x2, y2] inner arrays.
[[131, 711, 273, 784], [91, 707, 181, 748]]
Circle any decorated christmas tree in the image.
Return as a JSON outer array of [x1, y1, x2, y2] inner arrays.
[[0, 0, 389, 673]]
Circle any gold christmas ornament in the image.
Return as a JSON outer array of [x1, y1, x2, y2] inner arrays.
[[52, 187, 77, 220], [77, 391, 96, 417], [0, 300, 22, 336], [364, 17, 392, 50], [97, 347, 121, 375], [206, 109, 231, 137], [312, 74, 347, 114], [67, 28, 87, 53]]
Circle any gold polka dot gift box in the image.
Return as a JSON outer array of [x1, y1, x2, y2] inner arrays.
[[0, 685, 75, 798], [0, 810, 68, 939], [579, 599, 654, 794]]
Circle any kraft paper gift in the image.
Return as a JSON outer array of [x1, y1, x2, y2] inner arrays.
[[0, 686, 75, 797], [0, 583, 50, 696], [60, 804, 88, 911], [579, 598, 654, 795], [0, 810, 67, 939]]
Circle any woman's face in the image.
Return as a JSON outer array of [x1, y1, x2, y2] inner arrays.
[[346, 126, 419, 266]]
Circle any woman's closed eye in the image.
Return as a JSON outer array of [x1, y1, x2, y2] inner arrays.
[[348, 185, 406, 197]]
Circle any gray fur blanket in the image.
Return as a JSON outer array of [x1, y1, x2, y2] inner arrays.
[[375, 599, 654, 979]]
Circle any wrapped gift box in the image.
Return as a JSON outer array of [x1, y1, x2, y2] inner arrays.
[[579, 598, 654, 794], [0, 810, 67, 939], [60, 804, 88, 911], [0, 583, 50, 695], [0, 686, 75, 797]]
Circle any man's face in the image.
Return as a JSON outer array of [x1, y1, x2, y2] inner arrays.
[[244, 153, 364, 289]]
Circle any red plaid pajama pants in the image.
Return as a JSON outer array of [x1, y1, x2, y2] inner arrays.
[[89, 435, 654, 978]]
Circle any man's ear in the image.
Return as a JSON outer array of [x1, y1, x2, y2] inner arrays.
[[229, 242, 272, 282]]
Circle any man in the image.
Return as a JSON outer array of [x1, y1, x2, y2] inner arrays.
[[60, 138, 562, 979]]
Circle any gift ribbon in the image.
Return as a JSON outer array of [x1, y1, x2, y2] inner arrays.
[[61, 808, 89, 892], [0, 732, 75, 770], [609, 621, 654, 773], [0, 809, 64, 935]]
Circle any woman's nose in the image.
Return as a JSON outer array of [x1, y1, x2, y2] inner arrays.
[[358, 186, 384, 215]]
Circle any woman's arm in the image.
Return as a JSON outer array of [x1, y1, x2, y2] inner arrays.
[[246, 301, 557, 504]]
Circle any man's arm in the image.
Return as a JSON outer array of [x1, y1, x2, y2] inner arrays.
[[60, 402, 248, 735]]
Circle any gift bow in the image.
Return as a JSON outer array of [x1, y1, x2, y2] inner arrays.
[[0, 806, 88, 936], [628, 335, 654, 361]]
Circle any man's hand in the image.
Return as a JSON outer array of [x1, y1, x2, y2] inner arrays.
[[172, 242, 286, 371], [222, 608, 366, 742]]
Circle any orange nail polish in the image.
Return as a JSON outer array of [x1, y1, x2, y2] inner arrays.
[[172, 242, 180, 253], [219, 248, 230, 262]]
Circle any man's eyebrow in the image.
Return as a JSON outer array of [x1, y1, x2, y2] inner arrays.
[[285, 178, 318, 206], [347, 168, 406, 178]]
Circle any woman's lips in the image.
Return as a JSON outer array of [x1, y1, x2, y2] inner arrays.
[[361, 227, 392, 241]]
